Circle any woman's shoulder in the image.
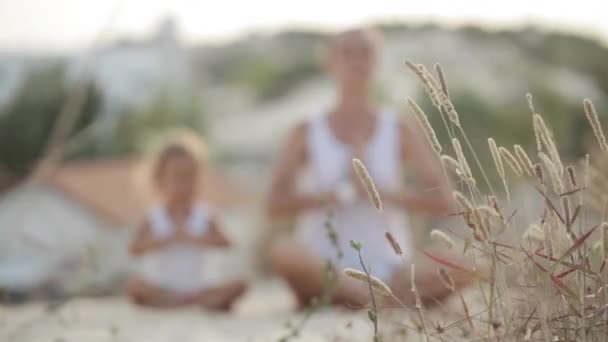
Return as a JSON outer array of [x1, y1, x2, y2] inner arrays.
[[293, 113, 327, 134], [377, 106, 412, 128]]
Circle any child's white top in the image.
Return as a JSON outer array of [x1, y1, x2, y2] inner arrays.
[[136, 203, 212, 294], [294, 110, 412, 281]]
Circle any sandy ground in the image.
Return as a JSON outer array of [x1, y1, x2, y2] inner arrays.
[[0, 278, 484, 342], [0, 280, 484, 342], [0, 279, 373, 342]]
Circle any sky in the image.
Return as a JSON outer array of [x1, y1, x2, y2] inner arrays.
[[0, 0, 606, 52]]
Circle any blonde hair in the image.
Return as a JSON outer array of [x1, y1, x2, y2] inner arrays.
[[329, 26, 382, 50], [322, 26, 383, 63], [146, 128, 209, 186]]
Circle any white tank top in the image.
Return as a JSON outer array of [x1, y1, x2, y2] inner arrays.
[[137, 203, 211, 293], [294, 110, 412, 281]]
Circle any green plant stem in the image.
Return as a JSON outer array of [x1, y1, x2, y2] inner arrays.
[[458, 125, 497, 197], [353, 244, 381, 342]]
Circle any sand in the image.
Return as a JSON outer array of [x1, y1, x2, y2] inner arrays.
[[0, 279, 377, 342], [1, 278, 481, 342]]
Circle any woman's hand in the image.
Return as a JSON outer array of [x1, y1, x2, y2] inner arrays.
[[170, 226, 191, 243], [316, 192, 339, 208], [379, 191, 401, 207], [379, 190, 450, 215]]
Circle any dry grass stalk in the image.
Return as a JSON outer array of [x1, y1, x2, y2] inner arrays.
[[351, 158, 382, 212], [533, 121, 543, 153], [534, 163, 544, 185], [407, 97, 442, 154], [452, 138, 474, 183], [440, 154, 462, 173], [583, 98, 608, 151], [431, 229, 455, 249], [524, 223, 545, 242], [438, 268, 455, 291], [474, 210, 490, 241], [561, 196, 571, 234], [488, 195, 505, 221], [527, 93, 543, 152], [343, 268, 392, 297], [404, 61, 441, 109], [409, 264, 421, 310], [593, 240, 602, 252], [602, 222, 608, 261], [419, 65, 443, 105], [514, 144, 535, 176], [405, 60, 460, 127], [533, 114, 563, 176], [583, 154, 590, 207], [499, 147, 523, 176], [488, 138, 512, 200], [410, 264, 430, 342], [566, 165, 577, 188], [542, 222, 554, 258], [488, 138, 504, 178], [435, 63, 450, 100], [453, 191, 474, 212], [439, 92, 461, 127], [526, 93, 535, 113], [384, 231, 402, 256], [477, 205, 500, 217], [539, 152, 564, 194]]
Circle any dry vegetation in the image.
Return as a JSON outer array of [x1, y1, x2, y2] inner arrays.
[[319, 62, 608, 341]]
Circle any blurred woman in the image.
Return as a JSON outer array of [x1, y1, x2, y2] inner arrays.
[[266, 27, 471, 309], [127, 131, 246, 310]]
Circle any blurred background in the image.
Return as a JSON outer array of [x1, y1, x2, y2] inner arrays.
[[1, 0, 607, 303]]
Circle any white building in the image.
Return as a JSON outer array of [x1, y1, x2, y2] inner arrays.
[[0, 17, 195, 119], [75, 17, 193, 111]]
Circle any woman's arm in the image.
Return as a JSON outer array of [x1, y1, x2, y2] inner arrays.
[[266, 123, 336, 218], [384, 118, 452, 215], [129, 222, 175, 256]]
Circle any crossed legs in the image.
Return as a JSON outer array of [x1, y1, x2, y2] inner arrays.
[[127, 278, 247, 311]]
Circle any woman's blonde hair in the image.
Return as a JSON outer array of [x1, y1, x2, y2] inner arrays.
[[325, 26, 383, 55], [319, 26, 383, 72]]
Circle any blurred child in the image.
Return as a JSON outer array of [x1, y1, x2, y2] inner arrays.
[[127, 131, 246, 310]]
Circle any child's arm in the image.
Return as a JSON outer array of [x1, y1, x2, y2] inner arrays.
[[129, 222, 175, 256]]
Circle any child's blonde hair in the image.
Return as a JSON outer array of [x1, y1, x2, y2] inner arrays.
[[145, 128, 209, 186]]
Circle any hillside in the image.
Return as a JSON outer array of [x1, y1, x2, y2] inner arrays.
[[187, 24, 608, 189], [2, 23, 608, 190]]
